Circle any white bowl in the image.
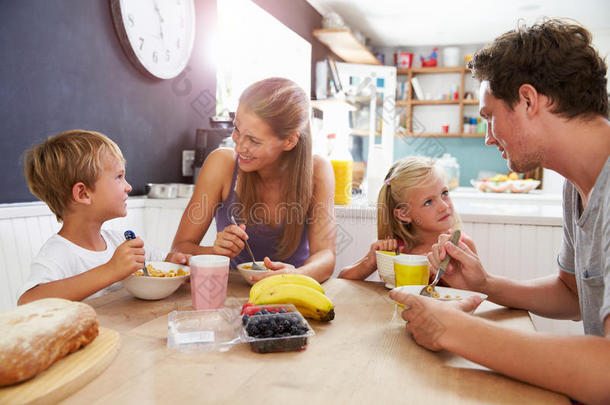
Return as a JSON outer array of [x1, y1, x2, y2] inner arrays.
[[393, 285, 487, 302], [122, 261, 190, 300], [376, 251, 399, 289], [237, 261, 271, 285]]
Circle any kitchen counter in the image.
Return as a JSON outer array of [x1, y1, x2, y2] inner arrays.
[[336, 187, 562, 226], [59, 272, 568, 404]]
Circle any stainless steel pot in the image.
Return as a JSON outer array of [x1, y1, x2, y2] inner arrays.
[[146, 183, 178, 199]]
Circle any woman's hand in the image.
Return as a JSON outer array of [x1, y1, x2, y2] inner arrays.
[[249, 257, 296, 283], [212, 224, 248, 258], [389, 289, 483, 351], [164, 251, 190, 265], [427, 233, 488, 293]]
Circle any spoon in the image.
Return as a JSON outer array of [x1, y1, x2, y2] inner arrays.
[[123, 230, 150, 276], [420, 230, 461, 297], [230, 215, 266, 271]]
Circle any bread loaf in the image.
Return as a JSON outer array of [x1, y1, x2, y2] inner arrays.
[[0, 298, 99, 386]]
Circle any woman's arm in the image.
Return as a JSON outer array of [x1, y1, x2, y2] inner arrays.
[[298, 156, 337, 282], [171, 149, 241, 256]]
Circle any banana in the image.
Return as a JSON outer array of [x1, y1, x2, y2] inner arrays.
[[252, 283, 335, 322], [249, 273, 325, 303]]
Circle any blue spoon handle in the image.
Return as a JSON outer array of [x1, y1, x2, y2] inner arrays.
[[123, 230, 149, 276]]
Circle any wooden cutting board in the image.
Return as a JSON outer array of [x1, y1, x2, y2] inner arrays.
[[0, 327, 120, 405]]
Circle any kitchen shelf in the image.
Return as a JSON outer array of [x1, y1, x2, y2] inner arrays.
[[313, 28, 381, 65], [396, 66, 484, 137]]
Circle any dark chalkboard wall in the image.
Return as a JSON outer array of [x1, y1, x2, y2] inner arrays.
[[0, 0, 332, 204], [0, 0, 217, 203]]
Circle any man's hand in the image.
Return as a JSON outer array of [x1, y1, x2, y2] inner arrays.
[[427, 235, 489, 293], [389, 289, 483, 351]]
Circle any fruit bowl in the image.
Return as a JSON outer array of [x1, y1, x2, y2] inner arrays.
[[237, 261, 271, 285], [470, 179, 540, 193], [122, 261, 189, 300]]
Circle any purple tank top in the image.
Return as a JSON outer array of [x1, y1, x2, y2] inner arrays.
[[214, 160, 310, 269]]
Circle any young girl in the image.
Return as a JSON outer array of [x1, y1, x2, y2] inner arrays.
[[171, 78, 336, 283], [338, 156, 474, 280]]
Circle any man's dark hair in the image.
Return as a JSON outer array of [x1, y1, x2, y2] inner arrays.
[[468, 19, 608, 119]]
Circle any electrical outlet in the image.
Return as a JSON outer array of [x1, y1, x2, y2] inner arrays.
[[182, 150, 195, 176]]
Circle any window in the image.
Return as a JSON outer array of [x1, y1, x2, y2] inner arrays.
[[216, 0, 312, 115]]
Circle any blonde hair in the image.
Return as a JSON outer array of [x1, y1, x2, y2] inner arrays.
[[236, 78, 313, 259], [377, 156, 461, 251], [24, 129, 125, 222]]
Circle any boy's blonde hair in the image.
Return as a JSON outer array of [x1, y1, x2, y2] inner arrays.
[[24, 130, 125, 222], [377, 156, 461, 252]]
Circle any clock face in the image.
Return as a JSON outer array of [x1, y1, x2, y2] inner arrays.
[[111, 0, 196, 79]]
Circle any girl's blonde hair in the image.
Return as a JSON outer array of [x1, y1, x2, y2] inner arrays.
[[377, 156, 461, 251], [24, 130, 125, 222], [236, 77, 313, 260]]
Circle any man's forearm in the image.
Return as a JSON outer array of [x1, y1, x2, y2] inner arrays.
[[484, 274, 580, 319], [441, 313, 610, 405]]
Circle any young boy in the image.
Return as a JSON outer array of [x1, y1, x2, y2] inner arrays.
[[18, 130, 187, 304]]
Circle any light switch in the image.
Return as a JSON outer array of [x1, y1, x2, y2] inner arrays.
[[182, 150, 195, 176]]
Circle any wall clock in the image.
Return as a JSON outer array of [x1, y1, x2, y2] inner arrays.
[[110, 0, 196, 80]]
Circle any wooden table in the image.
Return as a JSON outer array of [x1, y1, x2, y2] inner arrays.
[[62, 272, 569, 404]]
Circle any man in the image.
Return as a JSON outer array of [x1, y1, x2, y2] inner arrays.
[[390, 19, 610, 404]]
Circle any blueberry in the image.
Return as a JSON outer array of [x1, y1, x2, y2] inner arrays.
[[261, 309, 269, 315], [279, 308, 287, 313], [242, 315, 250, 325]]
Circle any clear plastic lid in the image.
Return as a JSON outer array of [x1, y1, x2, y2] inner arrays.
[[167, 304, 315, 353]]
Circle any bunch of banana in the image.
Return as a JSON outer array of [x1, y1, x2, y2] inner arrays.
[[249, 274, 335, 322]]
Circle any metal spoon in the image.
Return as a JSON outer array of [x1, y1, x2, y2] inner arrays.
[[230, 215, 266, 271], [123, 230, 150, 276], [420, 230, 461, 297]]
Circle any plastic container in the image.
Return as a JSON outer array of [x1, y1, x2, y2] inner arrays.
[[436, 153, 460, 190], [366, 144, 390, 206], [167, 304, 314, 354], [242, 304, 315, 353], [443, 47, 460, 67]]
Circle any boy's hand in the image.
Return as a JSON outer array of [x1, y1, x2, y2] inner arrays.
[[165, 251, 190, 265], [109, 237, 146, 280]]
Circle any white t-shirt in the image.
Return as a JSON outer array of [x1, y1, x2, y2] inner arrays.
[[19, 229, 166, 300]]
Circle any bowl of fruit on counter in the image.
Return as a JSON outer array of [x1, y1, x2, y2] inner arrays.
[[470, 172, 540, 193]]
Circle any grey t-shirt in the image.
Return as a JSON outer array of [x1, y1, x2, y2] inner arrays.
[[557, 157, 610, 336]]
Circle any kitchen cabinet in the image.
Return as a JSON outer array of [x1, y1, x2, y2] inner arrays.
[[312, 28, 381, 65], [395, 66, 483, 137]]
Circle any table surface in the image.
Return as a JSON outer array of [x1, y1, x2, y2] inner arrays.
[[62, 272, 569, 405]]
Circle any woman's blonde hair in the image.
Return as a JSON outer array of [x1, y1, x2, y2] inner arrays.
[[24, 129, 124, 222], [377, 156, 461, 251], [236, 78, 313, 259]]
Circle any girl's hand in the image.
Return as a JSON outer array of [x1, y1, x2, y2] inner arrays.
[[165, 251, 190, 265], [249, 257, 296, 283], [365, 239, 402, 270], [427, 233, 488, 293], [213, 224, 248, 258]]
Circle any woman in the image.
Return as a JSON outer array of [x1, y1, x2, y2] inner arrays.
[[172, 78, 336, 283]]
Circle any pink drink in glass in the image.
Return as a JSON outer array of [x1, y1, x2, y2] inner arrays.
[[189, 255, 230, 310]]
